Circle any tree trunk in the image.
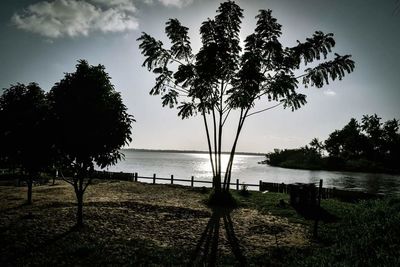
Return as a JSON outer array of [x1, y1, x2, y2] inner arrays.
[[212, 110, 220, 192], [224, 108, 249, 191], [76, 190, 83, 227], [27, 178, 33, 205]]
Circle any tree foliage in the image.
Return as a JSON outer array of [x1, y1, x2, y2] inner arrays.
[[0, 83, 53, 203], [48, 60, 134, 225], [137, 1, 354, 200], [266, 115, 400, 173]]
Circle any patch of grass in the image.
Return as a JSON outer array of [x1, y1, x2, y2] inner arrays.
[[232, 190, 306, 224], [295, 198, 400, 266]]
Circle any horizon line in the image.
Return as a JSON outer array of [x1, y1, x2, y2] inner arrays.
[[122, 148, 265, 156]]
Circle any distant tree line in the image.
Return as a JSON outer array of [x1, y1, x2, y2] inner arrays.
[[265, 114, 400, 173], [0, 60, 134, 226]]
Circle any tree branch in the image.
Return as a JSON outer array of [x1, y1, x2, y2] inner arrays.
[[83, 177, 92, 193], [222, 107, 232, 127], [59, 169, 75, 186], [245, 102, 283, 118]]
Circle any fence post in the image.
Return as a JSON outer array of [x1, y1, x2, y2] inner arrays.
[[191, 176, 194, 187], [318, 179, 323, 205], [236, 179, 239, 190], [313, 179, 323, 238], [171, 175, 174, 185], [153, 173, 156, 184], [135, 172, 138, 182], [259, 180, 262, 191]]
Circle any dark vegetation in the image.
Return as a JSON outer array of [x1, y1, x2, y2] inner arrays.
[[0, 180, 399, 266], [265, 114, 400, 174], [48, 60, 134, 226], [0, 60, 134, 226], [0, 83, 53, 204], [137, 0, 354, 205]]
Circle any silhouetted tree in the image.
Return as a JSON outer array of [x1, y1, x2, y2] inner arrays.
[[0, 83, 52, 204], [361, 114, 384, 160], [325, 118, 367, 160], [382, 119, 400, 167], [138, 1, 354, 204], [48, 60, 134, 226], [309, 138, 324, 156]]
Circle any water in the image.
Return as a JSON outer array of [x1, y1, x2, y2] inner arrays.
[[105, 150, 400, 195]]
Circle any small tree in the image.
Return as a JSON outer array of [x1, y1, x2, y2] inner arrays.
[[138, 1, 354, 204], [48, 60, 134, 226], [0, 83, 52, 204], [309, 138, 324, 156]]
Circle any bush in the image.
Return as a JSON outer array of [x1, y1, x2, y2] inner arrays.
[[207, 190, 238, 208]]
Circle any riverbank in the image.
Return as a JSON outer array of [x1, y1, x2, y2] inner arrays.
[[261, 157, 400, 175], [1, 179, 399, 266]]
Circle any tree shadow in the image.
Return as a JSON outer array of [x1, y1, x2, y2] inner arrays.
[[189, 207, 247, 266], [1, 223, 78, 265], [0, 202, 30, 214], [39, 225, 79, 249], [0, 204, 34, 235], [293, 205, 338, 223]]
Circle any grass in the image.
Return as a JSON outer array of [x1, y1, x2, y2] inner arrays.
[[0, 179, 399, 266]]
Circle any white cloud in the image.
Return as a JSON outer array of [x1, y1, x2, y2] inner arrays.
[[92, 0, 137, 12], [11, 0, 139, 38], [157, 0, 194, 8], [323, 89, 337, 96]]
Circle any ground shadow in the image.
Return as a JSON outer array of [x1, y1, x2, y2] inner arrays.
[[0, 203, 34, 235], [293, 205, 338, 223], [0, 202, 30, 215], [1, 222, 78, 265], [189, 207, 247, 266]]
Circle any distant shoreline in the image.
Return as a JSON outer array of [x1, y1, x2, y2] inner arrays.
[[121, 148, 264, 156]]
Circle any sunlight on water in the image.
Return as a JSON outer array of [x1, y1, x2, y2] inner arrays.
[[104, 150, 400, 194]]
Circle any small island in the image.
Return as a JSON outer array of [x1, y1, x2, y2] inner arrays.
[[262, 115, 400, 174]]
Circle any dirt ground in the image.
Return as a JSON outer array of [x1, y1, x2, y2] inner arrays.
[[0, 180, 310, 266]]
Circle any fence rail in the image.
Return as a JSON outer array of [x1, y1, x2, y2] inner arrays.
[[92, 170, 260, 190], [91, 170, 383, 201]]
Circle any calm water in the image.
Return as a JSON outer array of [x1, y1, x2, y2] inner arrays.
[[105, 150, 400, 194]]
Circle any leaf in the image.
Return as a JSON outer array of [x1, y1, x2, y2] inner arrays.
[[290, 31, 336, 67], [177, 102, 197, 119], [281, 93, 307, 111], [165, 19, 193, 60], [137, 33, 170, 70], [302, 54, 355, 88], [161, 90, 179, 108]]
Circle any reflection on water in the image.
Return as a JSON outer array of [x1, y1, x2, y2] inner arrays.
[[105, 150, 400, 195]]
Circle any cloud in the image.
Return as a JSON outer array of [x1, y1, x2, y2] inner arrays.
[[11, 0, 139, 38], [323, 89, 337, 96], [156, 0, 194, 8]]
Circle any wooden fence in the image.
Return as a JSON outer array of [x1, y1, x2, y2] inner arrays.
[[91, 170, 383, 201], [259, 181, 383, 202], [92, 170, 261, 191]]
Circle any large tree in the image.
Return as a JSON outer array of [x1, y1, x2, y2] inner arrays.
[[138, 1, 354, 204], [0, 83, 52, 204], [48, 60, 134, 226]]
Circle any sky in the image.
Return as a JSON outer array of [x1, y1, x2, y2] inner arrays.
[[1, 0, 399, 153]]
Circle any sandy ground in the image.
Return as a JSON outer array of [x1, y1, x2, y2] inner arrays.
[[0, 180, 309, 265]]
